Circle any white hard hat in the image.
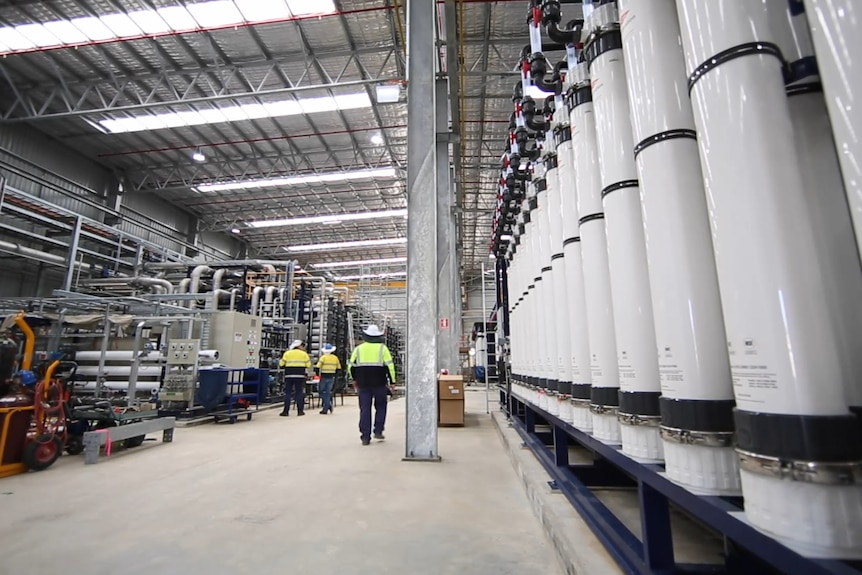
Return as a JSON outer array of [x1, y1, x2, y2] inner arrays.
[[289, 339, 305, 349], [363, 324, 384, 337]]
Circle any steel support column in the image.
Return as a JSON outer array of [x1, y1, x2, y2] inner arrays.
[[63, 216, 82, 291], [436, 78, 457, 373], [405, 0, 440, 461]]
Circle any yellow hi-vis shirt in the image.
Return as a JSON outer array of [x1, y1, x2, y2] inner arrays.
[[316, 353, 342, 374], [280, 348, 311, 378], [348, 342, 395, 387]]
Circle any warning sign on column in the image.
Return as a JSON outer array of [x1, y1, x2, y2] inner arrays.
[[439, 318, 450, 329]]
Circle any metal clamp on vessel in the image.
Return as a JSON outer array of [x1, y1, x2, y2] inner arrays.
[[659, 426, 735, 449], [737, 449, 862, 486]]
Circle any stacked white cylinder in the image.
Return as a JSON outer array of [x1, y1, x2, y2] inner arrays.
[[545, 128, 574, 423], [619, 0, 739, 492], [677, 0, 862, 558], [536, 152, 560, 416], [583, 3, 661, 457], [803, 0, 862, 258], [555, 107, 590, 427], [567, 60, 615, 438]]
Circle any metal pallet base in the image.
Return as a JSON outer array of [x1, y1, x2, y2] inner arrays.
[[507, 394, 862, 575]]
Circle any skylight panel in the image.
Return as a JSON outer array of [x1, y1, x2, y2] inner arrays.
[[0, 28, 36, 50], [187, 1, 244, 28], [286, 0, 337, 16], [99, 14, 142, 38], [156, 7, 198, 31], [128, 11, 172, 35], [42, 21, 87, 44], [73, 17, 117, 41], [14, 24, 59, 47], [97, 93, 372, 134], [195, 168, 398, 193], [236, 0, 290, 22]]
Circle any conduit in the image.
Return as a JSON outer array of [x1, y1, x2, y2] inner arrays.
[[619, 0, 737, 489], [677, 0, 862, 557]]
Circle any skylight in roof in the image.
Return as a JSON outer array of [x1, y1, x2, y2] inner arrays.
[[195, 167, 398, 193], [98, 93, 371, 134], [0, 0, 337, 56]]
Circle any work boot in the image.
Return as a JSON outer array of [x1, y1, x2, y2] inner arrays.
[[279, 412, 289, 417], [297, 411, 305, 416], [373, 433, 385, 440], [361, 438, 371, 446], [319, 409, 327, 415]]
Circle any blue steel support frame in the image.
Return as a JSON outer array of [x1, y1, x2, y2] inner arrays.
[[506, 394, 862, 575]]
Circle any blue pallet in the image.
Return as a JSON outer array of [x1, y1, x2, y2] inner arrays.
[[507, 394, 862, 575]]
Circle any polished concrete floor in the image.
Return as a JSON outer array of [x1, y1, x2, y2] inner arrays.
[[0, 391, 564, 575]]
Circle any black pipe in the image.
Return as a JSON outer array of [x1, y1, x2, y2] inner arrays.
[[528, 52, 562, 95], [522, 97, 551, 132], [540, 0, 584, 45]]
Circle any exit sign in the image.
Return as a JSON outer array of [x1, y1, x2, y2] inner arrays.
[[439, 318, 450, 329]]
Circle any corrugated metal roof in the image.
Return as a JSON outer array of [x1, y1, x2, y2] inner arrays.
[[0, 0, 545, 273]]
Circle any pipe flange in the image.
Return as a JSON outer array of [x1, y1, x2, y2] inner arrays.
[[617, 412, 661, 428], [736, 449, 862, 486], [589, 404, 618, 416], [659, 426, 735, 448], [571, 397, 591, 407]]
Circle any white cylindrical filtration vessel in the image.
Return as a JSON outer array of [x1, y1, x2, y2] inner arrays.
[[803, 0, 862, 257], [678, 0, 862, 558], [619, 0, 738, 491], [535, 158, 559, 416], [583, 2, 662, 459], [772, 0, 862, 422], [555, 123, 585, 427], [75, 365, 164, 378], [545, 139, 573, 421], [568, 60, 616, 438]]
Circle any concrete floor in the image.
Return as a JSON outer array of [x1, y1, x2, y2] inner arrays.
[[0, 391, 563, 575]]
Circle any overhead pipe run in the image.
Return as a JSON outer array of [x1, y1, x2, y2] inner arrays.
[[678, 0, 862, 557]]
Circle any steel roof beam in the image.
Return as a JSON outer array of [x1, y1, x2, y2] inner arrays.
[[0, 48, 398, 121]]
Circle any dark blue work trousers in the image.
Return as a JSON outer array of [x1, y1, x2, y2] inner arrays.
[[358, 385, 388, 440], [283, 376, 305, 414]]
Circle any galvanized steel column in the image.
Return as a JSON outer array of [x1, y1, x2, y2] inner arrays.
[[405, 0, 440, 461], [436, 79, 457, 374]]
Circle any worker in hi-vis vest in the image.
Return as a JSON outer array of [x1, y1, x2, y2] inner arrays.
[[315, 343, 341, 415], [348, 324, 395, 446], [279, 339, 312, 417]]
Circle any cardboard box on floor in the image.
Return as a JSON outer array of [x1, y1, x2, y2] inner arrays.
[[438, 375, 465, 427]]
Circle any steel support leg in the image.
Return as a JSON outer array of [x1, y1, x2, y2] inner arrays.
[[639, 480, 676, 572], [404, 0, 440, 462], [553, 424, 569, 467]]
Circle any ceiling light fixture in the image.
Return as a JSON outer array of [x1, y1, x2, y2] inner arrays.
[[98, 93, 370, 134], [370, 134, 384, 146], [247, 208, 406, 229], [283, 237, 407, 253], [375, 84, 401, 104], [230, 228, 241, 234], [197, 167, 398, 193], [0, 0, 336, 56], [192, 149, 206, 163], [334, 271, 407, 281], [312, 257, 407, 269]]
